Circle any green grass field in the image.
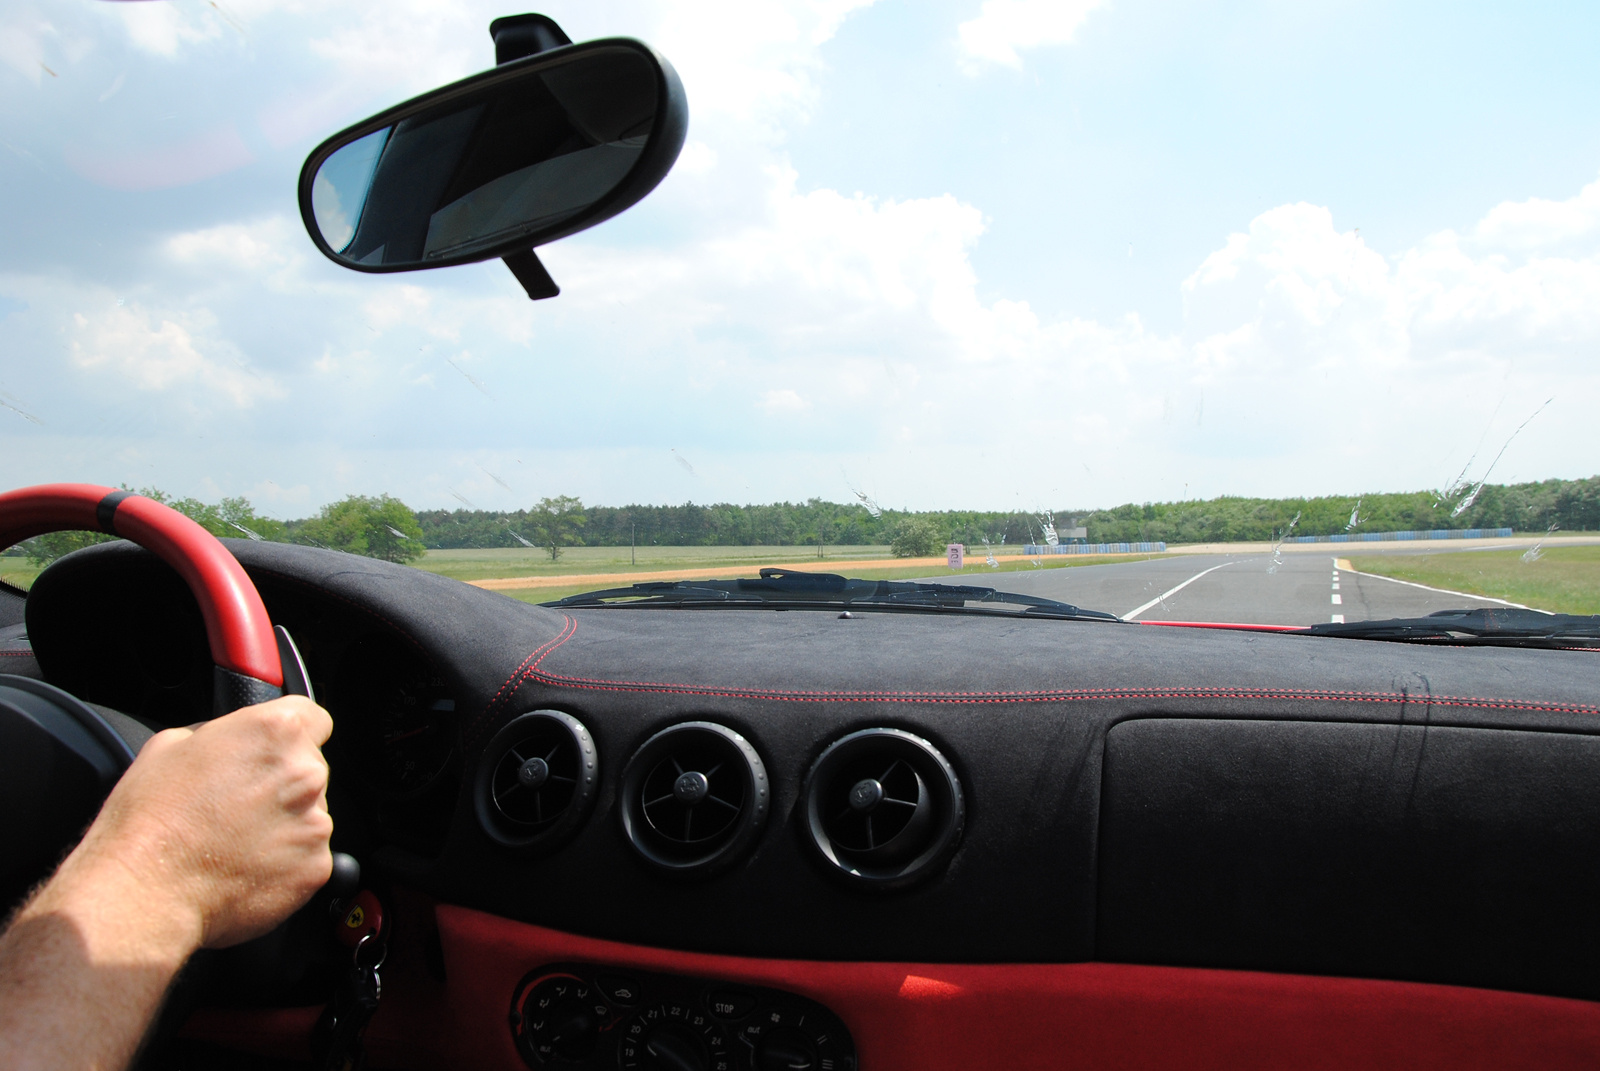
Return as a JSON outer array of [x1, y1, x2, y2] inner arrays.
[[489, 552, 1164, 605], [409, 544, 896, 583], [1349, 546, 1600, 615], [0, 558, 42, 591], [1, 543, 1162, 605]]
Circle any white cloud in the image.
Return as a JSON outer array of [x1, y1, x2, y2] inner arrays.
[[0, 18, 49, 84], [957, 0, 1104, 73], [2, 3, 1596, 510], [1473, 174, 1600, 249], [761, 387, 810, 413], [115, 1, 225, 57], [69, 302, 283, 409], [165, 216, 300, 273]]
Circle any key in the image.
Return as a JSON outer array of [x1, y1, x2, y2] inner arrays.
[[318, 933, 385, 1071]]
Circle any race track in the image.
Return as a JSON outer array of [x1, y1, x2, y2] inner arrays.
[[915, 548, 1541, 626]]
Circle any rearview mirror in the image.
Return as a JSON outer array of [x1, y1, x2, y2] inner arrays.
[[297, 34, 685, 296]]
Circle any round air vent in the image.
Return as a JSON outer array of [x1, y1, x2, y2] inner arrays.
[[474, 710, 598, 852], [619, 721, 769, 875], [802, 728, 964, 889]]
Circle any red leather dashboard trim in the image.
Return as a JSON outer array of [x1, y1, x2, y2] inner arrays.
[[0, 482, 281, 685], [422, 905, 1600, 1070]]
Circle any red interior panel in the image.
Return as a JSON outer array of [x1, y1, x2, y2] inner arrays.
[[183, 902, 1600, 1068], [417, 905, 1600, 1070]]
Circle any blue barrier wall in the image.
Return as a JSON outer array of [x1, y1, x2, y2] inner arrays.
[[1284, 528, 1513, 544], [1021, 542, 1167, 555]]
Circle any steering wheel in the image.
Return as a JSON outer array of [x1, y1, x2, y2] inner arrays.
[[0, 483, 315, 909]]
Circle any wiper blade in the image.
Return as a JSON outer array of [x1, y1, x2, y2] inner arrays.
[[1303, 607, 1600, 648], [547, 568, 1121, 620]]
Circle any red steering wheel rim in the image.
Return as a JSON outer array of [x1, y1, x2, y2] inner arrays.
[[0, 483, 283, 690]]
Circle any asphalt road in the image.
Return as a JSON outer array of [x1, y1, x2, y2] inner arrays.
[[915, 550, 1533, 626]]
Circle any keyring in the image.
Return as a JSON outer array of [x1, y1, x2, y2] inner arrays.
[[353, 931, 388, 971]]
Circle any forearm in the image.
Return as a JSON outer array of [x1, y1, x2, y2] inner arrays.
[[0, 851, 201, 1071]]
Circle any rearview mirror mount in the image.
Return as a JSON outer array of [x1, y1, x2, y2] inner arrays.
[[297, 14, 686, 300]]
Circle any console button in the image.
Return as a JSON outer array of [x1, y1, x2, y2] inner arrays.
[[598, 974, 643, 1006], [707, 989, 757, 1020]]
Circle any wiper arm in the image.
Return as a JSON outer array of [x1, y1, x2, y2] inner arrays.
[[548, 568, 1121, 620], [1303, 608, 1600, 648]]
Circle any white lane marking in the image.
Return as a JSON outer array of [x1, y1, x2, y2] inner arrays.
[[1341, 567, 1551, 613], [1122, 560, 1240, 620], [1331, 583, 1340, 590], [1331, 614, 1345, 623], [1331, 593, 1343, 605]]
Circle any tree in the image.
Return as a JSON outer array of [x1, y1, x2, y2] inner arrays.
[[20, 486, 286, 566], [889, 517, 943, 558], [297, 494, 425, 563], [526, 496, 586, 561], [22, 530, 115, 567]]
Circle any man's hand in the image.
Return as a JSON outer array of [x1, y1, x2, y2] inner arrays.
[[77, 694, 335, 948], [0, 695, 335, 1071]]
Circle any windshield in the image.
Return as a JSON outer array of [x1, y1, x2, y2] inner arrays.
[[3, 3, 1596, 630]]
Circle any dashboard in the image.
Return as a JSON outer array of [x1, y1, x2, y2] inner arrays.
[[11, 538, 1600, 1069]]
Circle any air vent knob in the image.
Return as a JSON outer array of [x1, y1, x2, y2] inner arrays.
[[674, 770, 710, 804], [848, 778, 884, 812], [474, 710, 599, 853], [620, 721, 770, 875], [519, 756, 550, 788], [802, 728, 964, 889]]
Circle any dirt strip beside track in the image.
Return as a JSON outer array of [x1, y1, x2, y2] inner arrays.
[[467, 552, 1158, 591]]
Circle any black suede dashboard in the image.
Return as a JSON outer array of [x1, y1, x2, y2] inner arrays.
[[11, 540, 1600, 1001]]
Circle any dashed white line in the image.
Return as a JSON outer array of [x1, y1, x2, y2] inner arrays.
[[1331, 583, 1340, 590], [1331, 614, 1345, 623], [1122, 560, 1239, 620], [1331, 593, 1342, 605]]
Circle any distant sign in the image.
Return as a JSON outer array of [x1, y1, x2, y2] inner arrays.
[[947, 543, 965, 569]]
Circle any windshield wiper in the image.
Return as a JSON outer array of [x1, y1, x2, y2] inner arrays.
[[1303, 608, 1600, 648], [546, 568, 1121, 621]]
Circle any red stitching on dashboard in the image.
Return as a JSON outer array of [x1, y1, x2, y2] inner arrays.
[[516, 660, 1599, 715], [479, 616, 1600, 719], [472, 614, 578, 742]]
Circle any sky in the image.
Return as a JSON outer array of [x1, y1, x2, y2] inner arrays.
[[2, 0, 1599, 518]]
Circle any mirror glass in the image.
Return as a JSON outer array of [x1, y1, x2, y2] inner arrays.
[[309, 45, 658, 268]]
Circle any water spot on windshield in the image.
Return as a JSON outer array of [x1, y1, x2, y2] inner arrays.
[[1345, 497, 1362, 531], [1267, 510, 1301, 574], [1436, 398, 1553, 517], [229, 521, 262, 541], [1522, 523, 1558, 564], [446, 358, 490, 397], [450, 488, 476, 509], [981, 536, 999, 568], [850, 488, 883, 518], [0, 390, 43, 426], [479, 465, 513, 492], [1038, 510, 1059, 547], [672, 449, 696, 476]]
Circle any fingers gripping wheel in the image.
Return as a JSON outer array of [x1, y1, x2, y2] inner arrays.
[[475, 710, 600, 852], [619, 721, 770, 876], [0, 483, 284, 714]]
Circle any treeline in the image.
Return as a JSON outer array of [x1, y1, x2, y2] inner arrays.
[[416, 500, 1087, 551], [1082, 477, 1600, 545], [416, 476, 1600, 549], [14, 477, 1599, 566]]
